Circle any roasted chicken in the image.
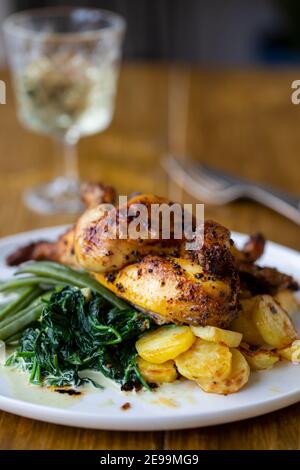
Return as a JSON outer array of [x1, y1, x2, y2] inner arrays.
[[7, 182, 116, 268], [6, 182, 298, 329], [74, 193, 185, 273], [94, 254, 238, 327]]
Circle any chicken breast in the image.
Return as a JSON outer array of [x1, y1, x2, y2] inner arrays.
[[94, 256, 238, 327], [74, 193, 183, 273]]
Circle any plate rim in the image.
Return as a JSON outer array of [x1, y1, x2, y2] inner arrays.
[[0, 225, 299, 431], [0, 385, 300, 431]]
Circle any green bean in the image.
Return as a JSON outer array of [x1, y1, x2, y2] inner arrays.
[[0, 290, 50, 329], [0, 286, 43, 320], [0, 261, 129, 341], [0, 298, 41, 330], [17, 261, 129, 309], [0, 302, 43, 341], [0, 277, 61, 291]]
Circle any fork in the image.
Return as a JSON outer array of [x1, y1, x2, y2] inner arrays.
[[162, 155, 300, 225]]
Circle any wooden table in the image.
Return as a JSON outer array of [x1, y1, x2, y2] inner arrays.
[[0, 64, 299, 450]]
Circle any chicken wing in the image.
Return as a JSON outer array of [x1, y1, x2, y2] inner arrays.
[[6, 182, 115, 268]]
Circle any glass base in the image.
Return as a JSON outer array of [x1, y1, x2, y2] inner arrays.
[[24, 177, 84, 214]]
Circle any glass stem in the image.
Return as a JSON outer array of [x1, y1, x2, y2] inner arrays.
[[55, 136, 79, 191], [24, 135, 83, 214], [64, 138, 79, 187]]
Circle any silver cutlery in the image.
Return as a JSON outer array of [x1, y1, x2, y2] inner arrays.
[[162, 155, 300, 225]]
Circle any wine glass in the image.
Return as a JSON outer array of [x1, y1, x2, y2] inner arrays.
[[3, 7, 125, 214]]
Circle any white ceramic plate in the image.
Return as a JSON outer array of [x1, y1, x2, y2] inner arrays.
[[0, 226, 299, 431]]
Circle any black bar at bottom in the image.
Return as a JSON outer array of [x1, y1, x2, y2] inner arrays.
[[0, 450, 299, 467]]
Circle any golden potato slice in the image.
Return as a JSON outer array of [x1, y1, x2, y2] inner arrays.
[[231, 298, 265, 346], [136, 357, 177, 384], [175, 338, 232, 382], [191, 325, 242, 348], [135, 325, 195, 364], [196, 349, 250, 395], [274, 290, 300, 316], [240, 344, 279, 370], [253, 295, 297, 349], [278, 340, 300, 363]]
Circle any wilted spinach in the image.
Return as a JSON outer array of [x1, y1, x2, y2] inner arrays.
[[6, 287, 153, 389]]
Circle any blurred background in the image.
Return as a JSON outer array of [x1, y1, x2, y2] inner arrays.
[[0, 0, 299, 249], [2, 0, 300, 65]]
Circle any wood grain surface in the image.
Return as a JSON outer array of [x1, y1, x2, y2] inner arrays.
[[0, 64, 299, 450]]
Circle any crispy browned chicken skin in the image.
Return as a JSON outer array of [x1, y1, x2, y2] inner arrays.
[[95, 254, 238, 327], [72, 193, 240, 326], [6, 184, 298, 328], [6, 182, 115, 268], [74, 194, 184, 273]]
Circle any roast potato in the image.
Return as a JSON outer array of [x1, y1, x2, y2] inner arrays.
[[191, 325, 242, 348], [231, 298, 265, 346], [137, 357, 177, 383], [278, 340, 300, 363], [175, 338, 232, 382], [135, 325, 195, 364], [253, 295, 297, 349], [240, 343, 279, 370], [196, 349, 250, 395], [274, 290, 300, 316]]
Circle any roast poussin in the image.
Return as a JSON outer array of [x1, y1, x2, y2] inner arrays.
[[6, 183, 298, 328], [68, 192, 241, 327]]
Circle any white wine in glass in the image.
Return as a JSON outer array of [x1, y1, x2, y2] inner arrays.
[[4, 7, 125, 214]]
